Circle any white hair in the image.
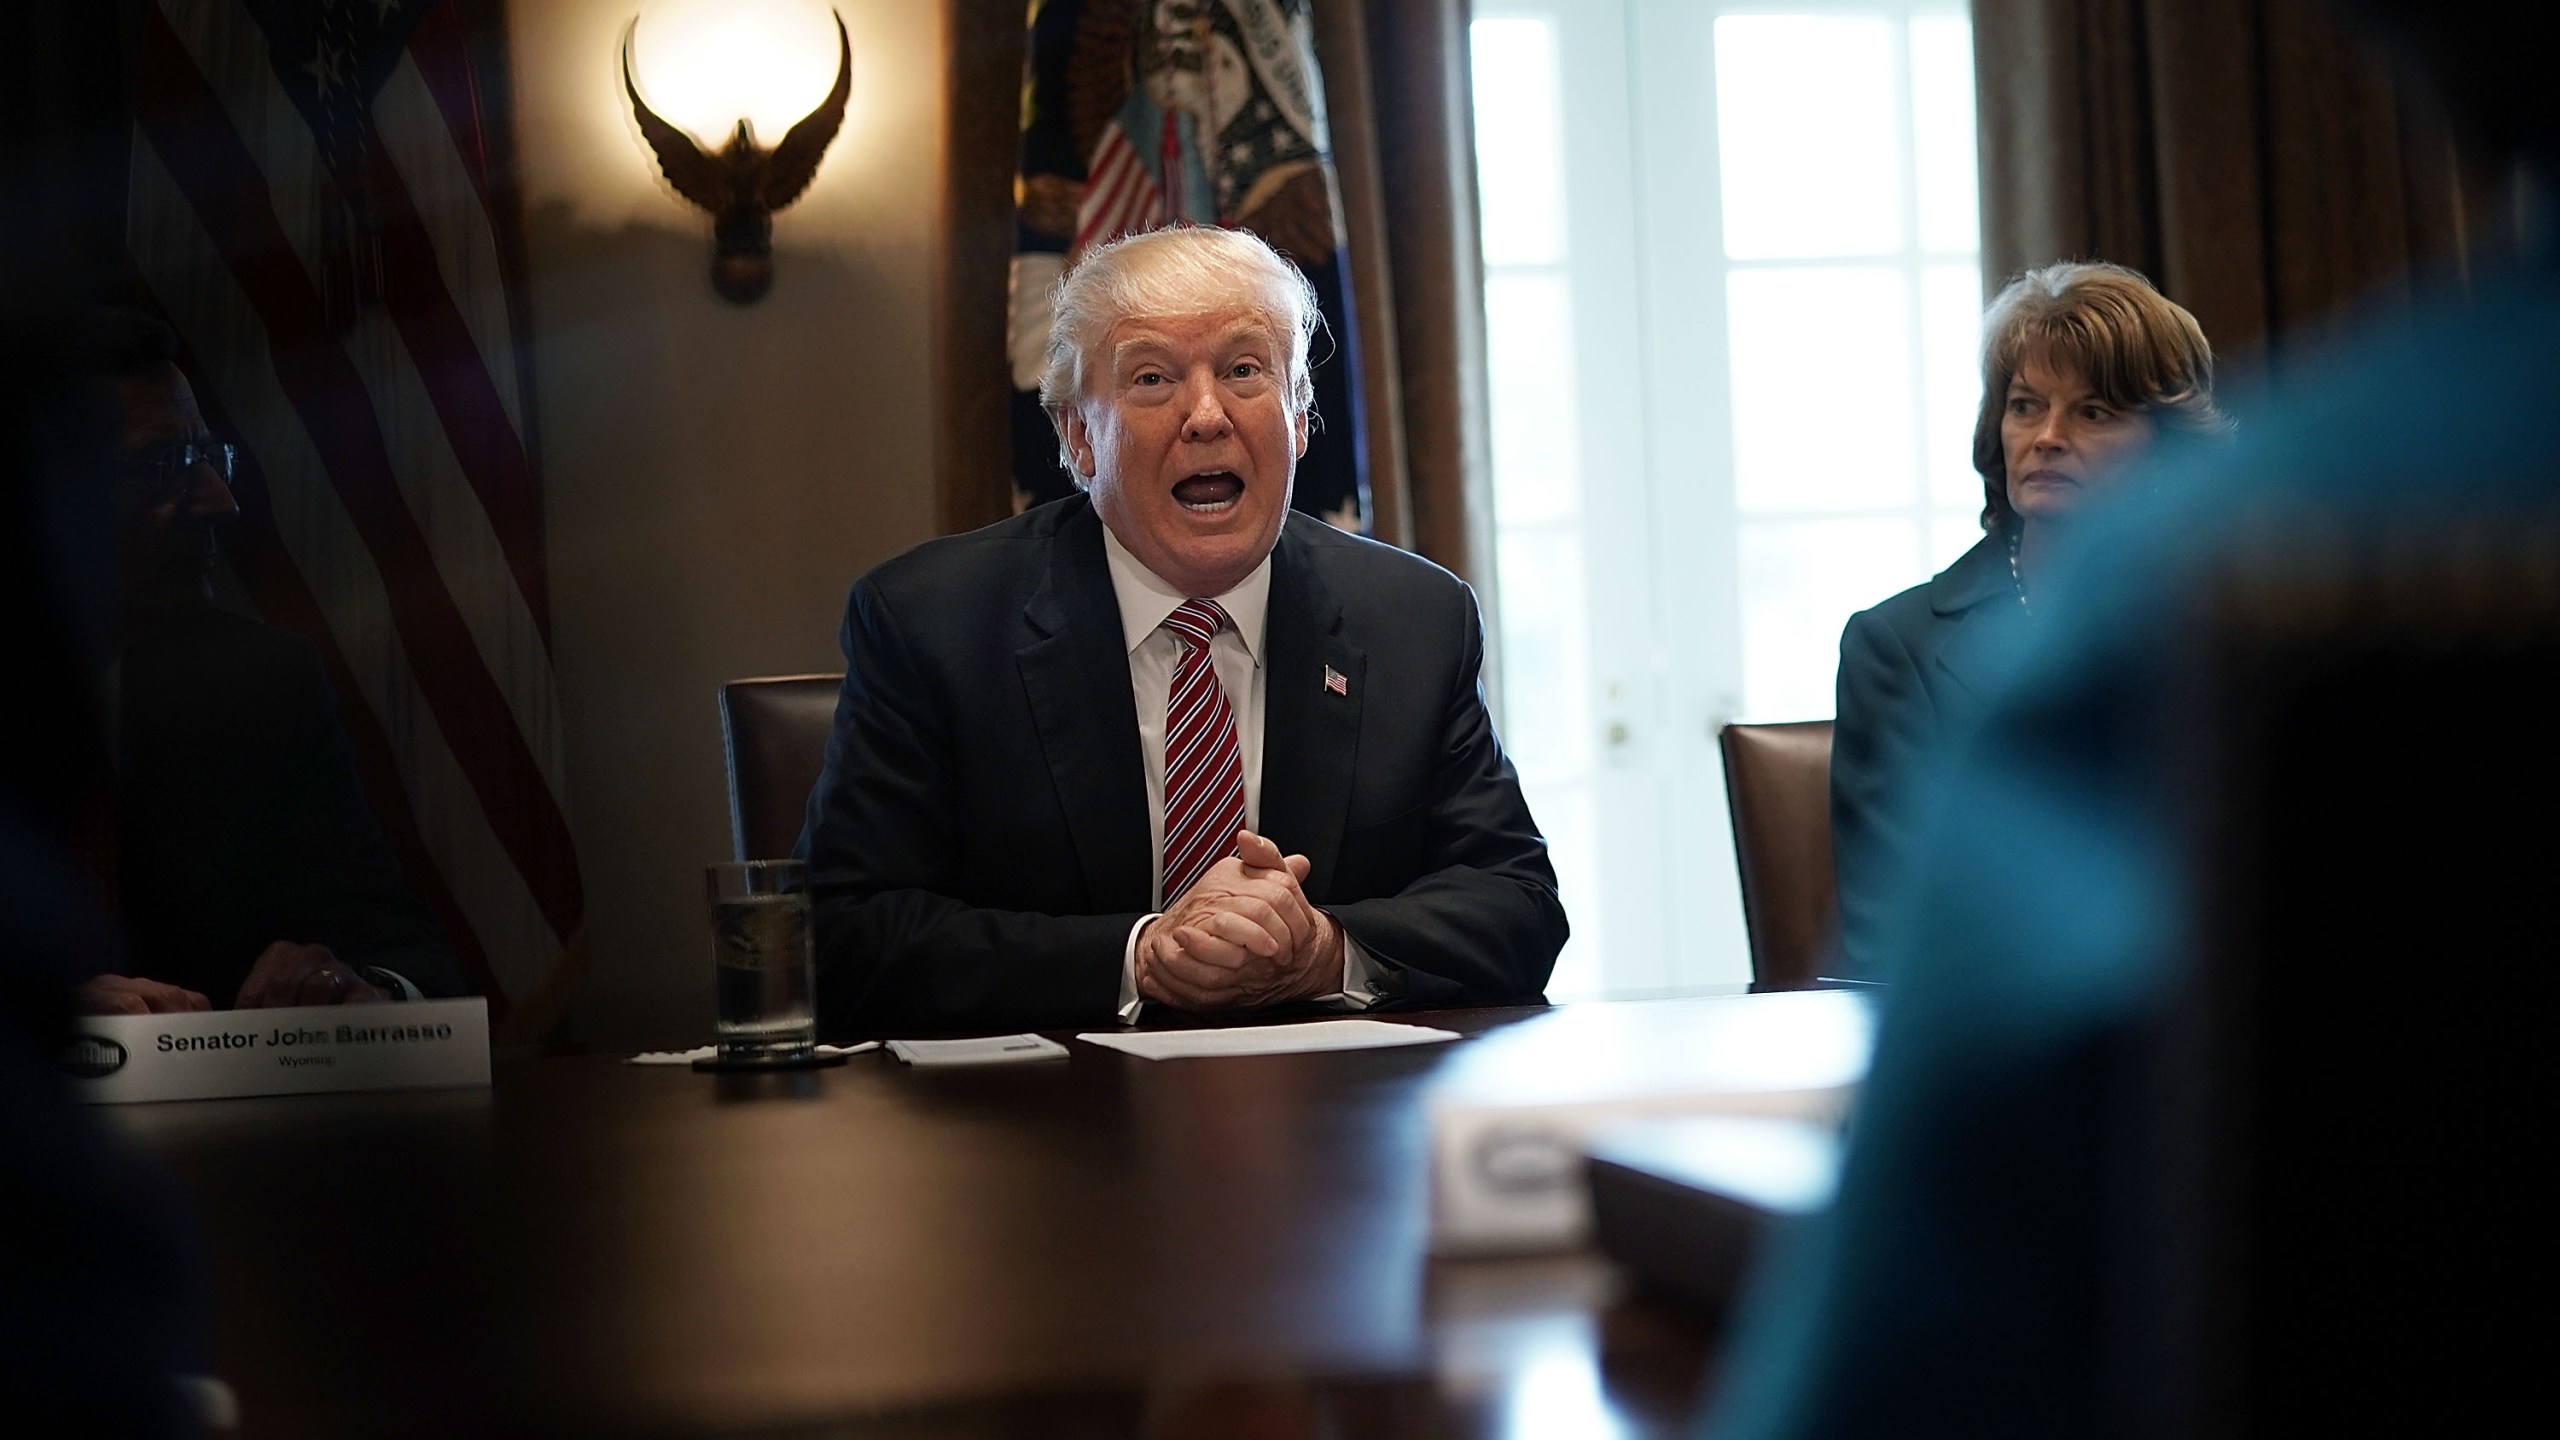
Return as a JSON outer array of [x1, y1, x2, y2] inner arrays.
[[1038, 225, 1322, 478]]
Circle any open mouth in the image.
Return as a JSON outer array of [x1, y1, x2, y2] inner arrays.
[[1172, 471, 1244, 513]]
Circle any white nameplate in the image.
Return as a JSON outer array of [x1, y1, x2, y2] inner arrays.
[[58, 998, 491, 1104], [1427, 991, 1874, 1255]]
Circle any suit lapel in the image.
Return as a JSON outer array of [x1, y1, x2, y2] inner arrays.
[[1259, 520, 1364, 901], [1934, 610, 2017, 713], [1930, 535, 2024, 711], [1016, 502, 1154, 912]]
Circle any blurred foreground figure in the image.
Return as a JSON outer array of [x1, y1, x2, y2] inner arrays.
[[1, 298, 209, 1436], [1704, 6, 2558, 1436], [74, 311, 471, 1015]]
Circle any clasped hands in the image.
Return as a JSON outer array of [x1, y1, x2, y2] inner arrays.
[[75, 940, 390, 1015], [1137, 829, 1342, 1012]]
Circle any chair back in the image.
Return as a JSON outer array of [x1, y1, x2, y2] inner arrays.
[[718, 675, 843, 862], [1718, 720, 1838, 990]]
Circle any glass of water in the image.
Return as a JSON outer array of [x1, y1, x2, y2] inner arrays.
[[705, 860, 816, 1065]]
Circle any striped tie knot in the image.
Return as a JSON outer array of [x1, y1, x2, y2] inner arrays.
[[1161, 598, 1226, 652]]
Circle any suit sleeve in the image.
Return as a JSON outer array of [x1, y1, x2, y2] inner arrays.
[[1830, 606, 1934, 978], [271, 644, 473, 998], [802, 578, 1132, 1036], [1326, 589, 1567, 1008]]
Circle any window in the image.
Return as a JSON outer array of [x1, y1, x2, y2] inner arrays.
[[1472, 1, 1982, 996]]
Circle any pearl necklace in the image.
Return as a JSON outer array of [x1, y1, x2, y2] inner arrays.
[[2006, 528, 2032, 615]]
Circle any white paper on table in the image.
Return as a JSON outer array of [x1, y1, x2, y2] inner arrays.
[[886, 1034, 1069, 1066], [1075, 1018, 1461, 1060], [624, 1041, 881, 1066]]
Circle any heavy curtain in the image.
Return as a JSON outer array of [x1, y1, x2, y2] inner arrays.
[[937, 0, 1495, 589], [1974, 0, 2513, 396]]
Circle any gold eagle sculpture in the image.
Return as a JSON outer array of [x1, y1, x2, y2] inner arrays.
[[622, 11, 852, 303]]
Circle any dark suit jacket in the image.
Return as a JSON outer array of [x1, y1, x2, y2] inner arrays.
[[801, 496, 1566, 1035], [1829, 534, 2024, 976], [113, 608, 472, 1005]]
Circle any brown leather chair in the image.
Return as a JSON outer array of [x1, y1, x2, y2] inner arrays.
[[1718, 720, 1839, 991], [718, 675, 843, 861]]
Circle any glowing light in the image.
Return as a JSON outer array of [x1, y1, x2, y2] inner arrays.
[[627, 0, 844, 149], [1503, 1334, 1619, 1440]]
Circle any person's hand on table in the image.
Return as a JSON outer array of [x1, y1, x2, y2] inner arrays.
[[1230, 829, 1347, 999], [233, 941, 389, 1009], [1138, 829, 1343, 1011], [76, 974, 211, 1015]]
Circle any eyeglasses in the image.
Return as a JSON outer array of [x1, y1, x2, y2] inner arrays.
[[120, 438, 237, 505]]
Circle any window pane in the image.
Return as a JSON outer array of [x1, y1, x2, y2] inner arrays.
[[1523, 778, 1602, 999], [1739, 518, 1930, 719], [1933, 515, 1989, 572], [1713, 16, 1901, 259], [1495, 527, 1593, 777], [1910, 15, 1980, 254], [1727, 266, 1916, 512], [1923, 262, 1986, 508], [1471, 19, 1566, 266], [1485, 273, 1582, 526]]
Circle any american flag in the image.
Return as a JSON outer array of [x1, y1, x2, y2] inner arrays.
[[123, 0, 581, 1032], [1073, 120, 1171, 257]]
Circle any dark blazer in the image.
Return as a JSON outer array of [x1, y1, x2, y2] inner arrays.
[[801, 496, 1566, 1035], [1829, 534, 2025, 976], [114, 608, 471, 1005]]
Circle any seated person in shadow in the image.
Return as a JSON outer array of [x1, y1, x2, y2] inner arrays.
[[802, 225, 1565, 1034], [73, 309, 473, 1015], [1828, 262, 2229, 975]]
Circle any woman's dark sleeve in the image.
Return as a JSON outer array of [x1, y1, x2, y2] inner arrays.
[[1830, 605, 1936, 978]]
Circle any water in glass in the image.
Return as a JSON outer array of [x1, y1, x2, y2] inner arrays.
[[711, 891, 814, 1059]]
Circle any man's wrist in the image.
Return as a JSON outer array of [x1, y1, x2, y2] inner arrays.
[[1117, 914, 1160, 1023], [1306, 908, 1347, 1000], [1333, 921, 1387, 1009], [360, 966, 420, 1001]]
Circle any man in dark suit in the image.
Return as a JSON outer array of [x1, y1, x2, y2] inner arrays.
[[74, 311, 472, 1015], [803, 226, 1565, 1034]]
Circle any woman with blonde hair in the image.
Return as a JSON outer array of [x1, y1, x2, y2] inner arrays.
[[1829, 261, 2229, 976]]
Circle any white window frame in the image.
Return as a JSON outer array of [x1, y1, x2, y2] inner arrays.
[[1474, 0, 1979, 997]]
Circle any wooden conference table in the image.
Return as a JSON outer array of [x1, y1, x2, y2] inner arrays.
[[111, 996, 1802, 1438]]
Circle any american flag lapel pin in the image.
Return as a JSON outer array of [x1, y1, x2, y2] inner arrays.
[[1323, 665, 1349, 697]]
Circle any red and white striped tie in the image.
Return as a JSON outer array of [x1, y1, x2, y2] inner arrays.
[[1160, 598, 1246, 904]]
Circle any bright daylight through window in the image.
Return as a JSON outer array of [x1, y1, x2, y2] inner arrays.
[[1471, 2, 1980, 997]]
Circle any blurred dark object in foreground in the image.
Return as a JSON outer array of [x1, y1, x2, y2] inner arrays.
[[2132, 518, 2560, 1435], [1694, 252, 2560, 1440], [1591, 1118, 1843, 1318], [0, 265, 209, 1434]]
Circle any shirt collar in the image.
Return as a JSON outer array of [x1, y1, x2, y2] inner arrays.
[[1100, 522, 1271, 666]]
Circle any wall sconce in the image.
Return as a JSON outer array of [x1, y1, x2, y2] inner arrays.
[[622, 8, 851, 304]]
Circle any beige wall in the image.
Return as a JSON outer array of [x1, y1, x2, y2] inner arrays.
[[508, 0, 943, 1048]]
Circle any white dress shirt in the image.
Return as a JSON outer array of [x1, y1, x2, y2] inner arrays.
[[1102, 527, 1380, 1021]]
